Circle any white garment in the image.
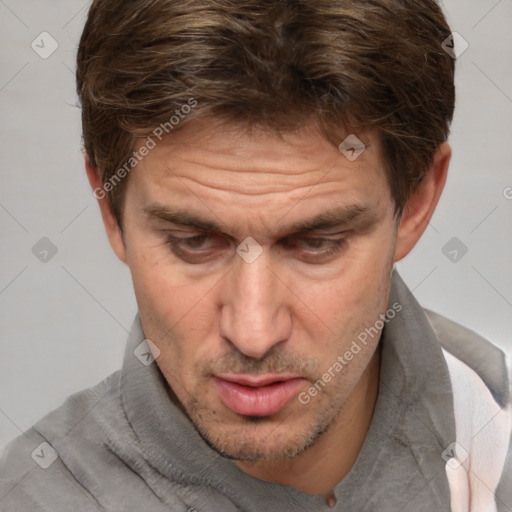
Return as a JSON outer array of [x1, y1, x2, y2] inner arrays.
[[444, 349, 512, 512]]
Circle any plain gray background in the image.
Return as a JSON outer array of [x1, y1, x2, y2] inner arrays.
[[1, 0, 511, 452]]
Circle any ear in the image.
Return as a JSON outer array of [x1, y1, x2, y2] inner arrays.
[[394, 142, 451, 262], [85, 157, 128, 264]]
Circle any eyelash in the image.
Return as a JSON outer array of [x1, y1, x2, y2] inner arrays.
[[164, 233, 347, 263]]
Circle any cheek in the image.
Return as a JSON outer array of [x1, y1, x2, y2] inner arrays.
[[310, 244, 391, 318], [126, 232, 192, 318], [295, 242, 393, 365], [127, 242, 223, 366]]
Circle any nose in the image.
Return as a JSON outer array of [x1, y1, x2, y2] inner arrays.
[[218, 246, 292, 360]]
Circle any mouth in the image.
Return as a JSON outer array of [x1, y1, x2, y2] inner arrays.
[[213, 373, 307, 417]]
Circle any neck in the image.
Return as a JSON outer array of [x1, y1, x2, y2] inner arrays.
[[235, 349, 381, 495]]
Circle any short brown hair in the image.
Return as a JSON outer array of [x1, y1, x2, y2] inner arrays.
[[77, 0, 455, 224]]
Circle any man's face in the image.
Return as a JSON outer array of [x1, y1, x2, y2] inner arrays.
[[120, 120, 398, 461]]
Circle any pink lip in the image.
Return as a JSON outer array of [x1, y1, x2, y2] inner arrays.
[[214, 374, 307, 417]]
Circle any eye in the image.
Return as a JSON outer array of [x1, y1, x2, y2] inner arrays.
[[174, 234, 211, 250], [299, 237, 336, 250], [284, 235, 347, 261], [164, 232, 347, 265], [165, 233, 230, 263]]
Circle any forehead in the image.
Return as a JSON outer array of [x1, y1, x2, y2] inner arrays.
[[128, 120, 393, 236]]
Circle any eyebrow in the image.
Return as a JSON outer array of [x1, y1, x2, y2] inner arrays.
[[143, 203, 374, 237]]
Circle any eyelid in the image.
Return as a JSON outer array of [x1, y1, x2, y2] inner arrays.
[[164, 233, 347, 265], [163, 231, 348, 247], [281, 231, 348, 241]]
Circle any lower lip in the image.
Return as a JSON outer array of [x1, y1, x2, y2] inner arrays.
[[213, 377, 307, 417]]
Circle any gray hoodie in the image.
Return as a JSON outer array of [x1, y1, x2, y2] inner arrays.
[[1, 271, 511, 511]]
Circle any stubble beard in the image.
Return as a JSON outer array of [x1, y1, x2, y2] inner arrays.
[[179, 387, 344, 462]]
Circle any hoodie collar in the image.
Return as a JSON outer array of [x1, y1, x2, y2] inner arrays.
[[120, 269, 456, 511]]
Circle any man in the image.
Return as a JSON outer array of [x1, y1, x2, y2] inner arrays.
[[1, 0, 511, 510]]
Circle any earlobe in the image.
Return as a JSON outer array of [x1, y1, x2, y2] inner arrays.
[[394, 142, 451, 262], [85, 157, 128, 264]]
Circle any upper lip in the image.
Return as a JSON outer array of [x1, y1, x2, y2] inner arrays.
[[215, 373, 303, 387]]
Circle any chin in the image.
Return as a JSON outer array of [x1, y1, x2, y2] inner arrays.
[[189, 406, 333, 462]]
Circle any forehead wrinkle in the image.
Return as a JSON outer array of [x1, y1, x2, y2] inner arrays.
[[143, 139, 337, 183], [162, 171, 328, 197], [144, 155, 375, 199], [143, 202, 375, 242]]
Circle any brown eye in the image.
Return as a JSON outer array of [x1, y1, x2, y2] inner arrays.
[[283, 236, 347, 263], [179, 235, 210, 250], [299, 237, 333, 250], [165, 233, 230, 263]]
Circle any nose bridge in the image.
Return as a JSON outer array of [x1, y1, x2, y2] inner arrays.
[[219, 251, 290, 359]]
